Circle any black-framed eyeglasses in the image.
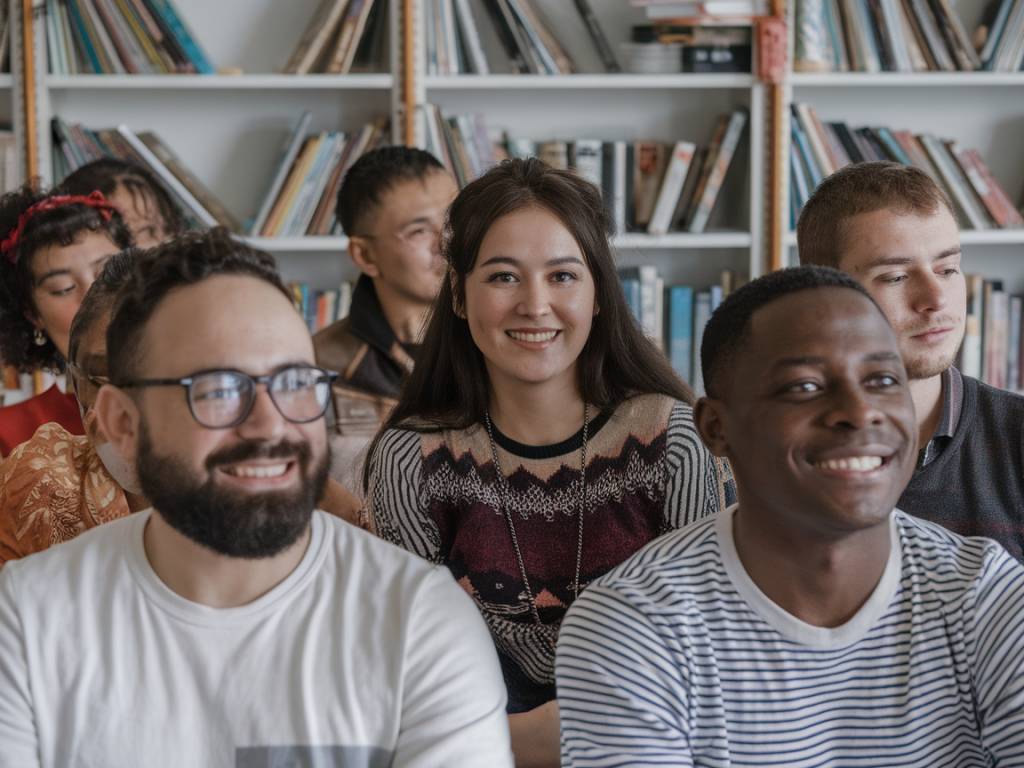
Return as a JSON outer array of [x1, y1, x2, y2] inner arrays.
[[117, 365, 338, 429]]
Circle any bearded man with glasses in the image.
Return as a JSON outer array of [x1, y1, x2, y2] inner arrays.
[[0, 228, 513, 767]]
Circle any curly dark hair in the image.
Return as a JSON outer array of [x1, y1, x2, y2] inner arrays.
[[106, 227, 288, 385], [0, 182, 134, 372], [60, 158, 187, 239]]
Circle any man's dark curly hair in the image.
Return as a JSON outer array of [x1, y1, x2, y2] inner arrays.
[[336, 146, 445, 236], [106, 227, 289, 385], [701, 265, 879, 399], [0, 182, 133, 371]]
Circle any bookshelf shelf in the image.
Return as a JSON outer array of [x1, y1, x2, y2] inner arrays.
[[244, 236, 349, 253], [790, 73, 1024, 88], [786, 230, 1024, 248], [616, 232, 753, 249], [45, 74, 394, 91], [242, 233, 755, 254], [424, 74, 756, 90]]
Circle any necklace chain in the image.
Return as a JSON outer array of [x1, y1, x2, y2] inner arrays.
[[484, 405, 588, 627]]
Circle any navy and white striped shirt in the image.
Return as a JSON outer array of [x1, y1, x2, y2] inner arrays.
[[557, 506, 1024, 767]]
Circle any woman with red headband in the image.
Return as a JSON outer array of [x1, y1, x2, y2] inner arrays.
[[0, 184, 133, 456]]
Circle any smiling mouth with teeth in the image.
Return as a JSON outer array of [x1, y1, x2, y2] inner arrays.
[[221, 463, 291, 479], [814, 456, 886, 472], [507, 330, 560, 343]]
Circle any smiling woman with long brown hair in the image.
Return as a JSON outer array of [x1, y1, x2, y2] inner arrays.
[[364, 158, 729, 767]]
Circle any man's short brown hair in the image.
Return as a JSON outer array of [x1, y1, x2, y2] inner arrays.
[[797, 161, 957, 269]]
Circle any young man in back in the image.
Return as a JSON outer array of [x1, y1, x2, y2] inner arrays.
[[314, 147, 457, 494], [798, 162, 1024, 560]]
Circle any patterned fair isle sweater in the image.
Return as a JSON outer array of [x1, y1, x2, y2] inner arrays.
[[367, 394, 725, 713]]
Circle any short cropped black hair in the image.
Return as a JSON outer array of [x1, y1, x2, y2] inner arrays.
[[107, 228, 290, 385], [701, 266, 877, 398], [60, 158, 186, 238], [68, 249, 138, 366], [336, 146, 445, 236]]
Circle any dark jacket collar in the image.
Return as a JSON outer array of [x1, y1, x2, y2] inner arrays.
[[348, 275, 400, 359]]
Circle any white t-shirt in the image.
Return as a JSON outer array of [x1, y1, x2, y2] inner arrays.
[[0, 510, 512, 768], [557, 505, 1024, 767]]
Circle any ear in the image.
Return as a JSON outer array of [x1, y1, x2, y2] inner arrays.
[[694, 396, 730, 458], [347, 237, 380, 278], [93, 385, 142, 464]]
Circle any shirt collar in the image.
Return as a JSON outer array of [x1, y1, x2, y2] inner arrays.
[[918, 366, 962, 468]]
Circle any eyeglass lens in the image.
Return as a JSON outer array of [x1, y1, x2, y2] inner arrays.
[[188, 368, 330, 428]]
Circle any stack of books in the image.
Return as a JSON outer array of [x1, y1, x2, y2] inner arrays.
[[793, 0, 982, 72], [281, 0, 388, 74], [617, 265, 738, 395], [426, 106, 748, 236], [634, 0, 763, 72], [425, 0, 575, 75], [44, 0, 215, 75], [51, 117, 240, 231], [789, 103, 1024, 230], [289, 281, 354, 334], [249, 112, 389, 238], [976, 0, 1024, 71], [961, 274, 1024, 392]]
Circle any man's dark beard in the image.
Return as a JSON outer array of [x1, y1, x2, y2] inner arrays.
[[136, 421, 329, 559]]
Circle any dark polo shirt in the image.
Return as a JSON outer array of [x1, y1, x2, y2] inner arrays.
[[898, 366, 1024, 561]]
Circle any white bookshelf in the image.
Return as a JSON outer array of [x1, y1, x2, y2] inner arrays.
[[416, 0, 767, 288], [45, 74, 395, 90], [784, 0, 1024, 292]]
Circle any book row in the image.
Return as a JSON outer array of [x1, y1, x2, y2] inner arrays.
[[250, 114, 389, 238], [424, 0, 620, 75], [794, 0, 990, 72], [424, 105, 749, 236], [618, 265, 738, 396], [44, 0, 214, 75], [289, 281, 354, 335], [282, 0, 388, 75], [789, 103, 1024, 230], [961, 274, 1024, 392], [52, 117, 241, 231], [977, 0, 1024, 71]]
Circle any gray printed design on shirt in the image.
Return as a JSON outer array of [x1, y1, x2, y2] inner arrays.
[[236, 746, 393, 768]]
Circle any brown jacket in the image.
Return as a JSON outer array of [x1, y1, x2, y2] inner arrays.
[[313, 276, 415, 439]]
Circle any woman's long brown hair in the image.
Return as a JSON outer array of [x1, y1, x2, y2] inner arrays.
[[363, 158, 694, 491]]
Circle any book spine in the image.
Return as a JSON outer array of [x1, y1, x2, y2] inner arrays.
[[668, 285, 694, 384], [143, 0, 214, 73], [688, 109, 748, 233], [115, 125, 219, 227], [1009, 295, 1022, 392], [573, 0, 620, 72], [648, 140, 696, 235], [251, 112, 313, 235], [454, 0, 489, 74], [692, 291, 712, 396]]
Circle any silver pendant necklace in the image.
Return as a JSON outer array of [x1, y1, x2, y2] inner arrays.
[[483, 404, 588, 627]]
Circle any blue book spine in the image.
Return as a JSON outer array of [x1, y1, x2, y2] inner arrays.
[[144, 0, 215, 74], [791, 116, 823, 186], [668, 286, 694, 385], [66, 0, 103, 73], [875, 128, 912, 166]]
